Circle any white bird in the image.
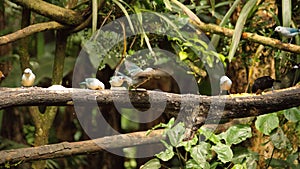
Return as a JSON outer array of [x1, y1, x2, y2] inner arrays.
[[274, 26, 300, 43], [80, 78, 105, 90], [274, 26, 300, 38], [293, 63, 300, 69], [219, 75, 232, 95], [109, 72, 133, 87], [21, 68, 35, 87]]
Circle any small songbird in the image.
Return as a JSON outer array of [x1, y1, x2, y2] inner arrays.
[[293, 63, 300, 69], [275, 26, 300, 37], [274, 26, 300, 43], [21, 68, 35, 87], [252, 76, 281, 94], [80, 78, 105, 90], [219, 75, 232, 95], [109, 75, 132, 87]]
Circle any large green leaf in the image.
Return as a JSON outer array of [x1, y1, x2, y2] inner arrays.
[[140, 158, 161, 169], [270, 127, 291, 150], [211, 143, 233, 163], [155, 140, 174, 161], [166, 122, 185, 147], [218, 124, 252, 145], [198, 127, 220, 144], [283, 107, 300, 122], [255, 113, 279, 135], [210, 0, 241, 47], [228, 0, 257, 61], [185, 159, 203, 169], [232, 147, 258, 169], [190, 142, 212, 167]]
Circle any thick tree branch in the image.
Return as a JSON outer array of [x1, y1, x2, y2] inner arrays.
[[0, 86, 299, 164], [0, 86, 299, 120], [0, 129, 165, 164], [9, 0, 84, 25], [0, 21, 65, 46]]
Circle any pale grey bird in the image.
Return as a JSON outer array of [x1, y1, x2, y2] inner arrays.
[[275, 26, 300, 37], [219, 75, 232, 95], [274, 26, 300, 43], [80, 78, 105, 90], [21, 68, 35, 87], [109, 74, 132, 87]]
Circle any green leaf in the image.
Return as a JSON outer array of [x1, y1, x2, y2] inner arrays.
[[209, 0, 215, 16], [210, 0, 241, 48], [177, 134, 198, 152], [198, 127, 221, 144], [190, 142, 212, 167], [140, 158, 161, 169], [232, 147, 258, 169], [166, 122, 185, 147], [179, 51, 189, 60], [155, 140, 174, 161], [270, 127, 291, 150], [146, 117, 175, 135], [255, 113, 279, 135], [185, 159, 203, 169], [228, 0, 257, 61], [112, 0, 135, 33], [283, 107, 300, 122], [163, 0, 172, 11], [212, 143, 233, 163], [219, 124, 252, 145], [265, 158, 290, 168], [232, 164, 246, 169]]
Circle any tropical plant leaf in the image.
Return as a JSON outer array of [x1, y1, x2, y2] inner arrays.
[[228, 0, 257, 61]]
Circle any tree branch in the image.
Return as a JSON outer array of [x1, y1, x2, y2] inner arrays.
[[0, 21, 65, 46], [9, 0, 84, 25], [0, 129, 165, 164], [192, 21, 300, 54], [0, 86, 299, 164], [0, 86, 299, 120]]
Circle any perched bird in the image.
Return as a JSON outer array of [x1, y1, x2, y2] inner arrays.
[[109, 74, 132, 87], [274, 26, 300, 43], [252, 76, 281, 94], [219, 75, 232, 95], [293, 63, 300, 69], [21, 68, 35, 87], [0, 71, 5, 82], [80, 78, 105, 90]]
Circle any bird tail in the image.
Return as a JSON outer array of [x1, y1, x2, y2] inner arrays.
[[274, 80, 281, 83], [79, 81, 86, 85]]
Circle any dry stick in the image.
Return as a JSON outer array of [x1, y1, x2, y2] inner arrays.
[[0, 129, 165, 164]]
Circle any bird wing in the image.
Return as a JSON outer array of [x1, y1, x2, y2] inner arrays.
[[124, 60, 143, 77], [286, 27, 300, 33]]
